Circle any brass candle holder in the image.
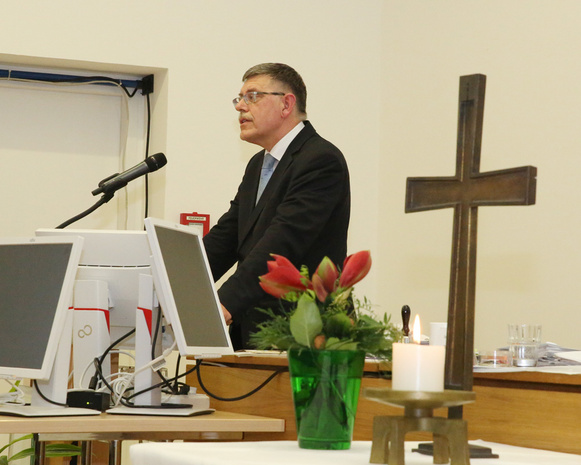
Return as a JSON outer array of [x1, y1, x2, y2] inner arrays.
[[363, 388, 476, 465]]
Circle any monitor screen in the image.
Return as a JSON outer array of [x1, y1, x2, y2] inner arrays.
[[144, 218, 233, 358], [0, 236, 83, 380], [35, 228, 151, 343]]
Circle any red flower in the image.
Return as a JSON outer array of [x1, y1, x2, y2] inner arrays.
[[266, 254, 296, 272], [312, 256, 339, 302], [339, 250, 372, 289], [259, 254, 309, 298]]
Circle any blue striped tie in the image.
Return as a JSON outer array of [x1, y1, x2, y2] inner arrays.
[[256, 153, 276, 204]]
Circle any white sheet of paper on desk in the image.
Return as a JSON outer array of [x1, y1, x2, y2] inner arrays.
[[235, 350, 287, 357], [555, 351, 581, 363]]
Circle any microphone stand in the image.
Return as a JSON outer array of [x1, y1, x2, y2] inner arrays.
[[56, 192, 115, 229], [55, 153, 166, 229]]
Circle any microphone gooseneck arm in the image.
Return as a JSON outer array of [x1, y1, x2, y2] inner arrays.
[[56, 192, 114, 229]]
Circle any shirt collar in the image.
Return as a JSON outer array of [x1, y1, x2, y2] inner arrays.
[[267, 121, 305, 162]]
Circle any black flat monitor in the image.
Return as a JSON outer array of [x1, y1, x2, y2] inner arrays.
[[0, 236, 83, 380], [144, 217, 233, 358]]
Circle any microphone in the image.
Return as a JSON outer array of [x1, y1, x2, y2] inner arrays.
[[92, 153, 167, 196]]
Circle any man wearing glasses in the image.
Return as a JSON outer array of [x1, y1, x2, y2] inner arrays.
[[203, 63, 350, 350]]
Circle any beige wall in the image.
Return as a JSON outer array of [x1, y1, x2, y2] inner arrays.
[[380, 1, 581, 351], [1, 1, 580, 354]]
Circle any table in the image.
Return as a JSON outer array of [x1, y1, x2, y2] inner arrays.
[[187, 354, 581, 454], [129, 440, 581, 465], [0, 411, 284, 465]]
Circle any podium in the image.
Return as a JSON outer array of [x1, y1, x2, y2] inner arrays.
[[187, 354, 581, 454]]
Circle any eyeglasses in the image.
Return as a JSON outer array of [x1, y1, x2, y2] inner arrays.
[[232, 91, 285, 107]]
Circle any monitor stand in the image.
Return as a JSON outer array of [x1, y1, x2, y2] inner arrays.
[[0, 307, 100, 417], [106, 405, 214, 417], [0, 404, 101, 417], [106, 275, 212, 417]]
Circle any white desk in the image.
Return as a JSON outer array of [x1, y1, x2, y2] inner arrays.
[[130, 440, 581, 465]]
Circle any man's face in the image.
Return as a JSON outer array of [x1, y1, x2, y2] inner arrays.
[[235, 75, 286, 150]]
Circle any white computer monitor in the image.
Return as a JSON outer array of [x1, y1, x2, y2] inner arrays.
[[35, 228, 151, 343], [0, 236, 83, 380], [144, 217, 233, 358]]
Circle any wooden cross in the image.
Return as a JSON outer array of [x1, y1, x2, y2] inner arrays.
[[405, 74, 537, 405]]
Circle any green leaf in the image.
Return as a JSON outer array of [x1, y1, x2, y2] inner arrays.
[[0, 435, 33, 455], [290, 293, 322, 347], [46, 444, 82, 457], [8, 449, 34, 462], [325, 337, 359, 351], [325, 313, 353, 339], [325, 337, 341, 347], [250, 307, 293, 350], [0, 436, 81, 464], [7, 444, 81, 462]]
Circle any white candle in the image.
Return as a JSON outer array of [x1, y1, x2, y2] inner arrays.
[[392, 315, 445, 392]]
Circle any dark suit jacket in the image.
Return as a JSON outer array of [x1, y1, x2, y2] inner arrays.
[[203, 121, 350, 349]]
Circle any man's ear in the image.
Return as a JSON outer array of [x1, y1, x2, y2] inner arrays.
[[281, 93, 297, 118]]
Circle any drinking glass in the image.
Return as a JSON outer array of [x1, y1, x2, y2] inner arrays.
[[508, 324, 542, 367]]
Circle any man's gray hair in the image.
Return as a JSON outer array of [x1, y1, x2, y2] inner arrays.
[[243, 63, 307, 117]]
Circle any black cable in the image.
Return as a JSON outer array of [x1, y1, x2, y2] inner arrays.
[[56, 193, 114, 229], [53, 76, 140, 98], [33, 321, 136, 408], [0, 70, 143, 98], [33, 380, 67, 407], [89, 314, 184, 408], [150, 307, 161, 361], [128, 363, 198, 400], [148, 309, 176, 394], [89, 328, 136, 390], [174, 354, 183, 393], [1, 73, 141, 98], [195, 360, 285, 402], [91, 357, 117, 398], [87, 314, 182, 409], [90, 326, 137, 394], [122, 363, 200, 407], [116, 349, 282, 407], [17, 71, 153, 228], [144, 92, 152, 218], [147, 309, 188, 395], [99, 328, 136, 367]]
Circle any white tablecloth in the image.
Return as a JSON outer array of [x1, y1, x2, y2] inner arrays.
[[130, 440, 581, 465]]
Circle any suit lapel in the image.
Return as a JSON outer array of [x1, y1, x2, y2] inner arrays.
[[238, 122, 316, 246]]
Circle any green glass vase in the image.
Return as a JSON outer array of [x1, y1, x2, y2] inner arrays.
[[287, 348, 366, 450]]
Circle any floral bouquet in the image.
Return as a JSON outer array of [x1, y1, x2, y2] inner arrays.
[[250, 251, 401, 359]]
